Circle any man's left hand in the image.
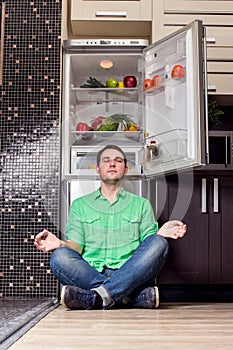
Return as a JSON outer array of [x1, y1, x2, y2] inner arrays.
[[157, 220, 187, 239]]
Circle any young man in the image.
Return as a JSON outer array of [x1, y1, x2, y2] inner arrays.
[[35, 144, 187, 310]]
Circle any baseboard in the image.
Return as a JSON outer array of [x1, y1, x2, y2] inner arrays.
[[159, 284, 233, 302]]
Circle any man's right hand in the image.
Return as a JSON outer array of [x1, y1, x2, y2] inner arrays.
[[34, 230, 61, 252]]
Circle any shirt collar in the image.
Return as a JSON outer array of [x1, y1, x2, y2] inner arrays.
[[94, 187, 126, 200]]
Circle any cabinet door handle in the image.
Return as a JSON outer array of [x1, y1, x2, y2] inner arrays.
[[225, 136, 228, 166], [201, 178, 207, 213], [0, 2, 6, 85], [213, 178, 219, 213], [206, 37, 216, 44], [203, 28, 209, 164], [207, 85, 217, 92], [95, 11, 127, 18]]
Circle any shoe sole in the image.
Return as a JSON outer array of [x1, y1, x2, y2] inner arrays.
[[154, 286, 159, 308], [60, 285, 68, 308]]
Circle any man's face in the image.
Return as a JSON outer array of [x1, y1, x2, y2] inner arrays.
[[96, 148, 128, 184]]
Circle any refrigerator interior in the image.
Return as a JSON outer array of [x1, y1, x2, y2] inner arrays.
[[68, 52, 143, 133], [62, 50, 145, 179]]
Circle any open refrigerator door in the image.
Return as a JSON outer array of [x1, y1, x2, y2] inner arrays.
[[139, 20, 207, 176]]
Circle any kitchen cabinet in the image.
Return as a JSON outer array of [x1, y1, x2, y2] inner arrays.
[[156, 173, 233, 284], [70, 0, 152, 37], [209, 175, 233, 283], [152, 0, 233, 95]]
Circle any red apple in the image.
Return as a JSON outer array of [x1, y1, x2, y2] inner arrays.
[[123, 76, 137, 88]]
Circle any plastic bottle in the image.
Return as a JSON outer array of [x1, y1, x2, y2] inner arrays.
[[146, 140, 159, 161]]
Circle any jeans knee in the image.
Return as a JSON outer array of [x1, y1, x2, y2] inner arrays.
[[50, 247, 75, 272], [148, 234, 169, 258], [50, 247, 61, 272]]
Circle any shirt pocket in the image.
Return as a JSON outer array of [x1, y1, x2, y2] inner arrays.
[[82, 216, 103, 248], [120, 215, 141, 242]]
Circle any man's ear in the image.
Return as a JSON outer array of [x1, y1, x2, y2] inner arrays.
[[124, 166, 129, 174], [96, 166, 100, 174]]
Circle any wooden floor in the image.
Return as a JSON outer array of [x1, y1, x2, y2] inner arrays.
[[9, 303, 233, 350]]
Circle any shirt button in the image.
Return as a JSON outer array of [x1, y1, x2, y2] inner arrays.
[[110, 215, 113, 219]]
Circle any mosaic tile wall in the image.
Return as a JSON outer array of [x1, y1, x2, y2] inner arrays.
[[0, 0, 62, 297]]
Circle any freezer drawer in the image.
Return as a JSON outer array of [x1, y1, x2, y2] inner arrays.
[[70, 145, 142, 177]]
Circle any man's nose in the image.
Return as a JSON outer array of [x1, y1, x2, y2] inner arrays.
[[109, 159, 116, 167]]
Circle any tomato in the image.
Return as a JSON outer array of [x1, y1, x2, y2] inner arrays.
[[143, 79, 154, 91], [76, 122, 89, 132], [171, 65, 185, 79], [76, 122, 93, 140], [153, 75, 160, 88]]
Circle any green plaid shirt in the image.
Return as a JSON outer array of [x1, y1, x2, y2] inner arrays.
[[66, 187, 158, 272]]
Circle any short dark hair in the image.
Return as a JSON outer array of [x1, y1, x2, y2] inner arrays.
[[97, 144, 127, 167]]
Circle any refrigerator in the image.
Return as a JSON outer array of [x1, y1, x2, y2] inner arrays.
[[60, 20, 207, 234]]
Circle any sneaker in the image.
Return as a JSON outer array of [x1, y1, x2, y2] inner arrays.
[[61, 285, 100, 310], [129, 286, 159, 309]]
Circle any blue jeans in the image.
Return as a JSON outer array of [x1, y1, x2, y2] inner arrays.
[[50, 234, 169, 305]]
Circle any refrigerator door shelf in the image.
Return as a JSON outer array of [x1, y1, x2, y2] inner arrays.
[[143, 75, 186, 96], [138, 34, 186, 73], [142, 128, 188, 171]]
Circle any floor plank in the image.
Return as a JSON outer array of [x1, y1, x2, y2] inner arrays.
[[8, 303, 233, 350]]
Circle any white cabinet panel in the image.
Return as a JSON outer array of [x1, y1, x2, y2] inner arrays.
[[208, 74, 233, 95], [164, 14, 233, 26], [70, 0, 152, 36], [71, 0, 152, 21], [207, 47, 233, 61], [164, 26, 233, 47], [164, 0, 233, 13], [207, 62, 233, 74]]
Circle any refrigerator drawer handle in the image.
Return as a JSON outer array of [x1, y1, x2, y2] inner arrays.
[[95, 11, 127, 18], [206, 37, 216, 44], [201, 178, 207, 213], [213, 178, 219, 213]]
